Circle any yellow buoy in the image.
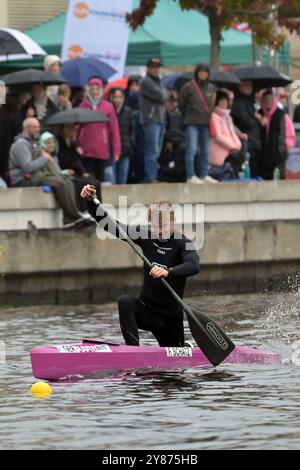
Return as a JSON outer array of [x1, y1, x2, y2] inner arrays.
[[30, 382, 52, 398]]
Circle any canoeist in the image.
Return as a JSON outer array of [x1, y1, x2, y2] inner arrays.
[[81, 184, 200, 347]]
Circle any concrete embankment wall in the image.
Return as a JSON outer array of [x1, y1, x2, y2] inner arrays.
[[0, 181, 300, 305]]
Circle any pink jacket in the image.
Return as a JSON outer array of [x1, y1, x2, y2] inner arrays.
[[209, 108, 242, 166], [260, 95, 296, 150], [78, 95, 121, 160], [285, 113, 296, 149]]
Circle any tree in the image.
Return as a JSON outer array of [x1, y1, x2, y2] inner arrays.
[[127, 0, 300, 70]]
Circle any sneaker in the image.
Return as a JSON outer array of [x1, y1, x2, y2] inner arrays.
[[79, 211, 94, 220], [187, 176, 204, 184], [203, 175, 218, 184]]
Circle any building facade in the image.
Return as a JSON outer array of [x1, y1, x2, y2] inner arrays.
[[0, 0, 68, 31]]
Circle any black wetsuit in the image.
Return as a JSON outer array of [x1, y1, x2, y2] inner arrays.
[[90, 203, 200, 346]]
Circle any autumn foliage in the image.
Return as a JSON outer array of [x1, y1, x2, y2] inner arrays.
[[127, 0, 300, 49]]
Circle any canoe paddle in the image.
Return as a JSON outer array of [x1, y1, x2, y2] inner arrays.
[[92, 196, 235, 367]]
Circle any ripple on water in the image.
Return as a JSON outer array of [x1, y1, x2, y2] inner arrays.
[[0, 293, 300, 450]]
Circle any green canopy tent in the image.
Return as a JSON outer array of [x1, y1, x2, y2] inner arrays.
[[0, 0, 290, 70]]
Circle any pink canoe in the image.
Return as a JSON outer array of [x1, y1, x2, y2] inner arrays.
[[30, 340, 282, 381]]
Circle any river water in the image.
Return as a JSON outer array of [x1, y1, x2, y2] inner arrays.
[[0, 293, 299, 450]]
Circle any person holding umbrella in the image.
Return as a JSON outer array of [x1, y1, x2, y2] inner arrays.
[[78, 78, 121, 182], [2, 69, 66, 130], [21, 83, 59, 128], [231, 80, 265, 178], [46, 107, 108, 207]]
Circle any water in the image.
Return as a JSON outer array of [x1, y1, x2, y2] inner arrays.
[[0, 293, 300, 450]]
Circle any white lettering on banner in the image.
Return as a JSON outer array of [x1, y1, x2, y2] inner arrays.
[[62, 0, 133, 79], [166, 347, 193, 358], [56, 344, 112, 353]]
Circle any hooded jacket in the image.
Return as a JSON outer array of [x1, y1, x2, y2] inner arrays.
[[178, 67, 215, 126], [78, 78, 121, 160], [8, 133, 47, 186]]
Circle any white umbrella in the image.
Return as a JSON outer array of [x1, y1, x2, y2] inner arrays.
[[0, 28, 46, 62]]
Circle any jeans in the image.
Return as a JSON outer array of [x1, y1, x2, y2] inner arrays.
[[184, 125, 210, 179], [113, 157, 130, 185], [143, 123, 165, 182]]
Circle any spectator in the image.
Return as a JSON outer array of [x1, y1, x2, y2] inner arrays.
[[231, 80, 264, 178], [44, 55, 62, 74], [178, 63, 217, 184], [139, 58, 168, 182], [55, 84, 72, 111], [158, 128, 186, 183], [127, 75, 141, 95], [44, 54, 63, 102], [0, 94, 22, 181], [165, 95, 182, 132], [78, 78, 121, 182], [293, 103, 300, 123], [127, 91, 145, 184], [109, 87, 135, 184], [71, 88, 85, 108], [8, 118, 93, 229], [56, 124, 101, 207], [22, 84, 59, 128], [258, 90, 293, 180], [40, 131, 97, 218], [208, 91, 242, 181]]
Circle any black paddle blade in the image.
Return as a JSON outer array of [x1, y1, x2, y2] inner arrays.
[[187, 309, 235, 367]]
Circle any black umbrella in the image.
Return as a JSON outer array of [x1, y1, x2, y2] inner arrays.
[[46, 108, 109, 126], [232, 65, 292, 90], [2, 69, 67, 87], [210, 71, 241, 89]]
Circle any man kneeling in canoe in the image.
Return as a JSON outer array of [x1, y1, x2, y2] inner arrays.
[[81, 185, 200, 347]]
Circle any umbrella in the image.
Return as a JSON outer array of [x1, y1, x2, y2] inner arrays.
[[210, 71, 241, 89], [0, 28, 46, 62], [232, 65, 292, 89], [105, 77, 129, 97], [46, 108, 109, 126], [162, 70, 241, 92], [61, 56, 117, 87], [1, 69, 67, 87], [162, 72, 193, 91]]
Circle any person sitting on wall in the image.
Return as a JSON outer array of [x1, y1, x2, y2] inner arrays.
[[8, 118, 94, 229]]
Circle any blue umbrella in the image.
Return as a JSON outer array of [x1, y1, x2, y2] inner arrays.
[[162, 72, 192, 91], [61, 56, 117, 87]]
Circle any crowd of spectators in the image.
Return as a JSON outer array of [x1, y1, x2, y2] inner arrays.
[[0, 55, 298, 217]]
